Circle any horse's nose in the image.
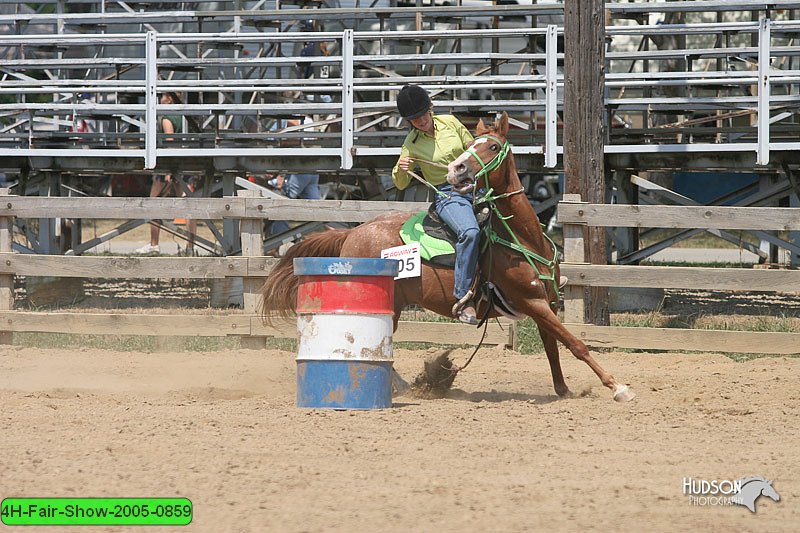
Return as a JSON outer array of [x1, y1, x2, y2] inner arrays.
[[454, 162, 467, 175]]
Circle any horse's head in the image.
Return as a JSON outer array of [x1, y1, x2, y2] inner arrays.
[[761, 480, 781, 502], [447, 111, 512, 194], [733, 476, 781, 512]]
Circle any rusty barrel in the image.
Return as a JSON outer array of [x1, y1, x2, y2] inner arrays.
[[293, 257, 399, 409]]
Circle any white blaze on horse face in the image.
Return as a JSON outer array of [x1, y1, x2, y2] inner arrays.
[[447, 138, 488, 185]]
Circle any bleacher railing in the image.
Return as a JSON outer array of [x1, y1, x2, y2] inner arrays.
[[1, 19, 799, 168]]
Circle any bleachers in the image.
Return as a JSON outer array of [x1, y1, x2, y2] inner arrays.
[[0, 1, 798, 176]]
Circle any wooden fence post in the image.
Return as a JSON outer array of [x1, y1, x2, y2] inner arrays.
[[508, 322, 519, 351], [564, 0, 610, 326], [561, 193, 585, 325], [0, 188, 14, 344], [238, 189, 267, 349]]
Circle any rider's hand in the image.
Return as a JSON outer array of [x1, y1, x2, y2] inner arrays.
[[398, 156, 412, 171]]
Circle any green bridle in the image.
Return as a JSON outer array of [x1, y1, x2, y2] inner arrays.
[[462, 135, 511, 181]]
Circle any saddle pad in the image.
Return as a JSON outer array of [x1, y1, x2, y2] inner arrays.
[[399, 212, 456, 262]]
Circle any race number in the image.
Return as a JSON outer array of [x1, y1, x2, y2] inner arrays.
[[381, 243, 421, 280]]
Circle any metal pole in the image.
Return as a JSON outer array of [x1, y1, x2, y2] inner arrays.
[[757, 17, 770, 165], [145, 31, 157, 169], [341, 29, 354, 170], [545, 24, 558, 168]]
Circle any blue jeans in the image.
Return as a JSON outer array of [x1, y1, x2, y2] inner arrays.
[[434, 184, 480, 300], [271, 173, 321, 235]]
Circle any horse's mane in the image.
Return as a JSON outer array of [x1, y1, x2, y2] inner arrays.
[[739, 476, 769, 487]]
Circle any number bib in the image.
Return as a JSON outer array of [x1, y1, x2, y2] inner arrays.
[[381, 243, 421, 280]]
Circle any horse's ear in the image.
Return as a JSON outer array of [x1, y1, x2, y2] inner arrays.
[[476, 117, 488, 136], [497, 111, 509, 137]]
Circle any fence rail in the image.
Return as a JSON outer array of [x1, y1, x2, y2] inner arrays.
[[2, 189, 798, 353], [558, 194, 800, 354], [1, 196, 427, 220], [0, 191, 514, 348]]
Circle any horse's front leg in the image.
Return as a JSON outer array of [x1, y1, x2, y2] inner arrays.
[[536, 322, 570, 398], [524, 298, 635, 402]]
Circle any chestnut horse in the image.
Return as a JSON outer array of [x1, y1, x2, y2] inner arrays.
[[260, 112, 634, 402]]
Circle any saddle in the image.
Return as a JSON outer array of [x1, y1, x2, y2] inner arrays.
[[399, 204, 490, 268], [399, 205, 560, 323]]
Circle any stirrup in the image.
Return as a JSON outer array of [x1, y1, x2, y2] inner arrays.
[[451, 289, 475, 317]]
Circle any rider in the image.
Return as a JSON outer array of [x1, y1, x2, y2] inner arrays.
[[392, 84, 480, 325]]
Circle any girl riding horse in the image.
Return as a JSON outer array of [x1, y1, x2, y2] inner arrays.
[[260, 111, 635, 402], [393, 84, 480, 325]]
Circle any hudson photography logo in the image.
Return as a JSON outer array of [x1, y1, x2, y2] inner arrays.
[[683, 476, 781, 512]]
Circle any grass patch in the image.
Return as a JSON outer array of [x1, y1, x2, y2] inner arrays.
[[609, 311, 800, 361], [611, 311, 800, 332], [399, 308, 458, 323], [612, 311, 693, 329], [13, 333, 241, 352], [514, 319, 544, 354], [724, 352, 780, 363], [265, 337, 298, 352], [640, 260, 754, 268], [694, 315, 800, 333], [12, 333, 299, 352]]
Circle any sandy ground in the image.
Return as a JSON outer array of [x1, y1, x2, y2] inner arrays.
[[0, 346, 797, 532]]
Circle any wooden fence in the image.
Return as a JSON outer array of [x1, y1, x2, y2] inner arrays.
[[559, 193, 800, 354], [12, 189, 795, 355], [0, 190, 515, 349]]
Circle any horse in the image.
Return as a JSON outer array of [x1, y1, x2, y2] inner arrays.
[[731, 476, 781, 513], [259, 111, 635, 402]]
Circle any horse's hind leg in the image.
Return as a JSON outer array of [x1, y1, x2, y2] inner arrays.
[[529, 300, 635, 402], [537, 325, 570, 398]]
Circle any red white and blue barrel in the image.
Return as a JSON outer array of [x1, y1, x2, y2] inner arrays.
[[293, 257, 399, 409]]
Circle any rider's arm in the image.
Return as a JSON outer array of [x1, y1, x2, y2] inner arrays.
[[391, 143, 413, 190]]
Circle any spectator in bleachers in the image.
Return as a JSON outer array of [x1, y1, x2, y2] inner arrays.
[[135, 92, 197, 255]]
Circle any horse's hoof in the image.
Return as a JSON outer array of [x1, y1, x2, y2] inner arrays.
[[612, 384, 636, 402], [555, 386, 571, 398]]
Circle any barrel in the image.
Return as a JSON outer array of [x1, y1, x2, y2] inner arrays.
[[293, 257, 399, 409]]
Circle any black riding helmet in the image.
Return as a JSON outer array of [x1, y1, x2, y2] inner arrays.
[[396, 84, 431, 120]]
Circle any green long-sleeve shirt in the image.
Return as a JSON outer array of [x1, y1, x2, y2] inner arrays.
[[391, 114, 474, 190]]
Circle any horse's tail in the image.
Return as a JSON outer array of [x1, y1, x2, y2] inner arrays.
[[258, 229, 351, 323]]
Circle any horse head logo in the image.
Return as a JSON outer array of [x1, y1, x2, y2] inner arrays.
[[731, 476, 780, 513]]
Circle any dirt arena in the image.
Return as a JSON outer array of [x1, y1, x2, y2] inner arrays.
[[1, 345, 797, 532]]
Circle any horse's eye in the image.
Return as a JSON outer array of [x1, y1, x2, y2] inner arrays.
[[490, 144, 499, 152]]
